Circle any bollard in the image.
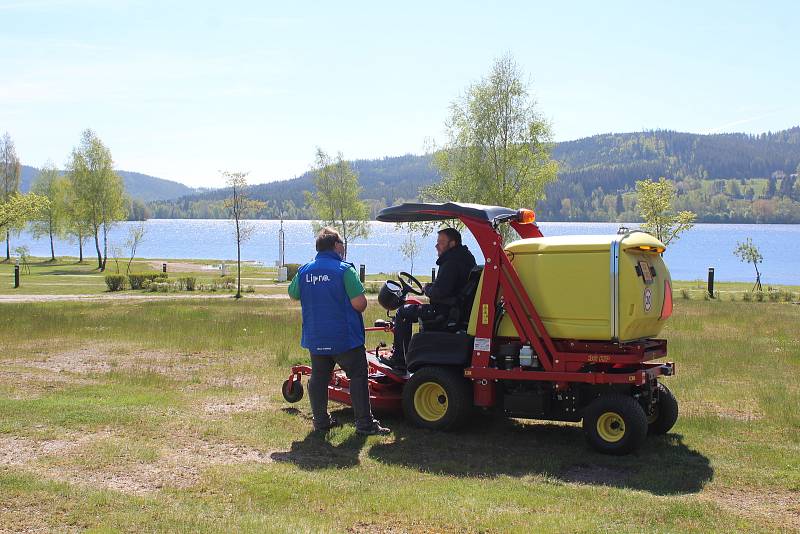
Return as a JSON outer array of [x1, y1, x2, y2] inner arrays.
[[431, 268, 436, 283], [162, 263, 167, 273], [14, 265, 19, 288], [359, 264, 365, 283], [707, 267, 715, 299]]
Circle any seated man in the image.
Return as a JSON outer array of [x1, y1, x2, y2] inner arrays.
[[380, 228, 477, 371]]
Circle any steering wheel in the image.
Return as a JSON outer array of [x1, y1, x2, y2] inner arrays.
[[398, 271, 424, 296]]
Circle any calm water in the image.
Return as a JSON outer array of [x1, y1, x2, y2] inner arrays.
[[9, 219, 800, 284]]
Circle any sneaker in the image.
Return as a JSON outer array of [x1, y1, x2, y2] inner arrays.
[[313, 415, 340, 432], [356, 420, 391, 436]]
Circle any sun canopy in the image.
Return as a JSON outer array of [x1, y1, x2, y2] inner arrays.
[[376, 202, 519, 223]]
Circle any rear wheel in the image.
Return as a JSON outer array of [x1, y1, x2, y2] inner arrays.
[[282, 379, 304, 403], [647, 382, 678, 435], [402, 366, 472, 430], [582, 394, 648, 455]]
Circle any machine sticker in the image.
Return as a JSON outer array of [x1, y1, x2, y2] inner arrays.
[[643, 287, 653, 312], [481, 304, 489, 325], [474, 337, 491, 352]]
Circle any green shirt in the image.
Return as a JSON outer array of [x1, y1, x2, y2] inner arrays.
[[287, 265, 365, 300]]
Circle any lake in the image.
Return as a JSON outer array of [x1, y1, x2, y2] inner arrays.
[[8, 219, 800, 285]]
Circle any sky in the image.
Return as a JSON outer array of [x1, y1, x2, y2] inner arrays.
[[1, 0, 798, 188]]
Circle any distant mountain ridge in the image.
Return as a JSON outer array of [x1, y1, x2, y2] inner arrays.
[[149, 126, 800, 223], [19, 165, 196, 202]]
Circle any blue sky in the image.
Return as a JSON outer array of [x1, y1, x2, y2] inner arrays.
[[1, 0, 798, 187]]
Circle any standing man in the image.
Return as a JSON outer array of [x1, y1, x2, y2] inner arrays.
[[288, 227, 390, 435]]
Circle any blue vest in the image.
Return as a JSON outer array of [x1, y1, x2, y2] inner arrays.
[[297, 251, 365, 355]]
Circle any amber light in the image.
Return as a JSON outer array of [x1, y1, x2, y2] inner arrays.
[[636, 245, 665, 253], [517, 209, 536, 224]]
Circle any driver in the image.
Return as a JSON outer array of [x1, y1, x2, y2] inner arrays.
[[380, 228, 476, 371]]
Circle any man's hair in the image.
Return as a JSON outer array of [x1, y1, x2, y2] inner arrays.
[[316, 227, 342, 252], [438, 227, 462, 246]]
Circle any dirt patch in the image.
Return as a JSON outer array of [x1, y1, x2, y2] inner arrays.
[[0, 431, 273, 496], [560, 464, 632, 486], [702, 487, 800, 530], [0, 431, 113, 467], [0, 369, 96, 398], [8, 348, 113, 375], [203, 395, 266, 414]]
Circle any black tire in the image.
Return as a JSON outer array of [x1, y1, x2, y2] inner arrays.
[[282, 379, 304, 403], [402, 366, 473, 431], [647, 382, 679, 435], [582, 394, 648, 455]]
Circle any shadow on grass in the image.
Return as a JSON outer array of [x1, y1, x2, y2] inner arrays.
[[367, 415, 713, 496], [271, 408, 367, 469]]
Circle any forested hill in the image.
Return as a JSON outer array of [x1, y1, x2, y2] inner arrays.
[[149, 127, 800, 223], [20, 165, 195, 202]]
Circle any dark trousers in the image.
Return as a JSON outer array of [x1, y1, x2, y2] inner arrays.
[[309, 345, 374, 431], [392, 304, 444, 363]]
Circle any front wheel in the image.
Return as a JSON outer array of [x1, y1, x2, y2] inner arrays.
[[282, 379, 304, 403], [582, 394, 648, 455], [402, 366, 472, 430], [647, 382, 679, 435]]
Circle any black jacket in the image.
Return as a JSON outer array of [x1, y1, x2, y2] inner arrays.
[[425, 244, 477, 305]]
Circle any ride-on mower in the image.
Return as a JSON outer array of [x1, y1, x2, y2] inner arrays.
[[282, 202, 677, 454]]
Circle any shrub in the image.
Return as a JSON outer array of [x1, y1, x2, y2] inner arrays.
[[285, 263, 301, 281], [742, 292, 753, 302], [754, 291, 765, 302], [364, 281, 381, 294], [147, 281, 173, 293], [220, 275, 236, 289], [178, 276, 196, 291], [767, 290, 781, 302], [244, 285, 255, 293], [104, 274, 126, 291], [128, 272, 168, 290], [782, 291, 795, 302]]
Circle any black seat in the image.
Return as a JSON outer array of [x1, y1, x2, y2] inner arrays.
[[420, 266, 484, 333]]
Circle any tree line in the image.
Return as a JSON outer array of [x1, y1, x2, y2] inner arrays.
[[147, 127, 800, 223]]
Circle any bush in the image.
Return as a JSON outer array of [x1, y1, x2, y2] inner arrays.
[[146, 281, 173, 293], [104, 274, 126, 291], [244, 285, 255, 293], [128, 272, 167, 290], [742, 292, 753, 302], [754, 291, 765, 302], [178, 276, 196, 291], [220, 275, 236, 289], [767, 290, 781, 302], [680, 289, 690, 300], [782, 291, 795, 302], [285, 263, 301, 281], [364, 281, 381, 294]]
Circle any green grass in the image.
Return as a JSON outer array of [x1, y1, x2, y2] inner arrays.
[[0, 297, 798, 531]]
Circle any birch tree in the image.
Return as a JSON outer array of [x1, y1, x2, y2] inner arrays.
[[1, 133, 22, 260], [31, 163, 70, 261], [635, 178, 695, 247], [305, 148, 369, 259], [223, 171, 265, 298], [424, 54, 558, 241], [66, 129, 127, 270]]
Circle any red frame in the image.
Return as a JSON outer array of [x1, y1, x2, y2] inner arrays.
[[287, 208, 674, 412]]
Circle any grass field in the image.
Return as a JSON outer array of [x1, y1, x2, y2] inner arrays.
[[0, 295, 798, 532]]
